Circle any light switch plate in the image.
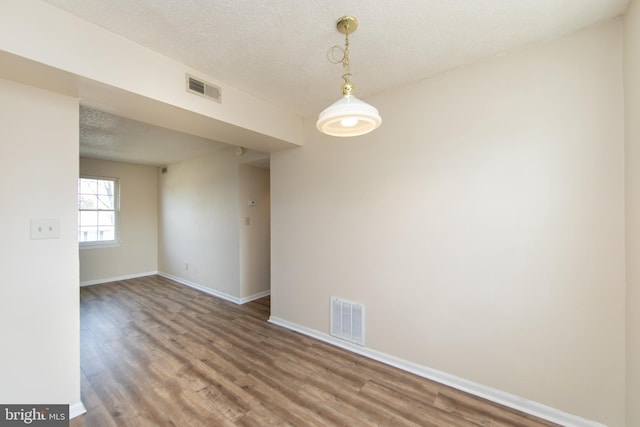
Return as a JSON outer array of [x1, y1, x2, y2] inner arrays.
[[30, 218, 60, 240]]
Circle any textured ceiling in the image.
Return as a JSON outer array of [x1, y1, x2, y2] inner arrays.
[[44, 0, 629, 165], [44, 0, 628, 117], [79, 106, 228, 165]]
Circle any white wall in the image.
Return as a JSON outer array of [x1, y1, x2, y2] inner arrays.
[[271, 20, 625, 426], [79, 157, 158, 284], [159, 148, 270, 300], [625, 1, 640, 426], [0, 79, 81, 408], [239, 164, 271, 298]]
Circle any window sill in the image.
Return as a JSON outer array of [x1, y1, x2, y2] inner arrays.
[[79, 241, 121, 250]]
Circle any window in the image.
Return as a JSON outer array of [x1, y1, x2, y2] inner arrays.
[[78, 176, 119, 246]]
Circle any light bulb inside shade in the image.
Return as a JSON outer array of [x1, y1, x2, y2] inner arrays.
[[340, 117, 359, 127], [317, 95, 382, 137]]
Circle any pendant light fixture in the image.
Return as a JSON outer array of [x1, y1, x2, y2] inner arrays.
[[316, 16, 382, 137]]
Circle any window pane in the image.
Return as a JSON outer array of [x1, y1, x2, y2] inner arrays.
[[97, 194, 114, 210], [79, 178, 97, 194], [98, 211, 115, 226], [97, 180, 114, 196], [79, 211, 98, 227], [98, 226, 115, 241], [79, 194, 96, 209], [79, 226, 96, 242]]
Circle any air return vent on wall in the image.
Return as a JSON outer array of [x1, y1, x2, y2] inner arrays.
[[331, 297, 365, 346], [186, 74, 221, 102]]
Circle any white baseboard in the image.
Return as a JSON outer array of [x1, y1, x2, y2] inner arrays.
[[80, 271, 159, 287], [69, 401, 86, 419], [158, 272, 269, 305], [239, 289, 271, 304], [268, 316, 606, 427]]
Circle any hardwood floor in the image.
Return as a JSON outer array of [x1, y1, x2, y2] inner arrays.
[[71, 276, 559, 427]]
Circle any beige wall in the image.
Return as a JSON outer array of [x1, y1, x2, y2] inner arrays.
[[79, 157, 158, 284], [625, 1, 640, 426], [159, 148, 270, 299], [272, 20, 625, 426], [239, 164, 271, 297], [0, 79, 81, 407]]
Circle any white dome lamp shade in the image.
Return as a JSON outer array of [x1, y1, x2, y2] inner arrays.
[[317, 87, 382, 137], [316, 16, 381, 138]]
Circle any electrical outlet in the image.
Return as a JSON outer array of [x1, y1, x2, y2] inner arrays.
[[185, 262, 189, 271], [30, 218, 60, 240]]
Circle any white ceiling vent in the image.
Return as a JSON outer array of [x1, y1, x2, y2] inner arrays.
[[186, 74, 221, 103], [331, 297, 365, 346]]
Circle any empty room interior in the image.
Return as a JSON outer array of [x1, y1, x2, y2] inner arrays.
[[1, 1, 640, 426]]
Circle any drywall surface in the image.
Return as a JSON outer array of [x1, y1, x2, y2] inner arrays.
[[239, 164, 271, 298], [0, 78, 81, 406], [272, 20, 625, 426], [159, 148, 269, 299], [625, 1, 640, 425], [79, 157, 158, 283]]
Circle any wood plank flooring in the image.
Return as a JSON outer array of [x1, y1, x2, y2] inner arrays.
[[71, 276, 559, 427]]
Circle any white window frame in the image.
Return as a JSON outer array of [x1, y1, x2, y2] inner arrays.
[[78, 175, 120, 249]]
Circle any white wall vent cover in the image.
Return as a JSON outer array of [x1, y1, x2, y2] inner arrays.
[[331, 297, 365, 346], [186, 74, 221, 103]]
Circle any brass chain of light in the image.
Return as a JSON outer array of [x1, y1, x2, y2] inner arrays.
[[327, 32, 354, 95], [342, 33, 351, 87]]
